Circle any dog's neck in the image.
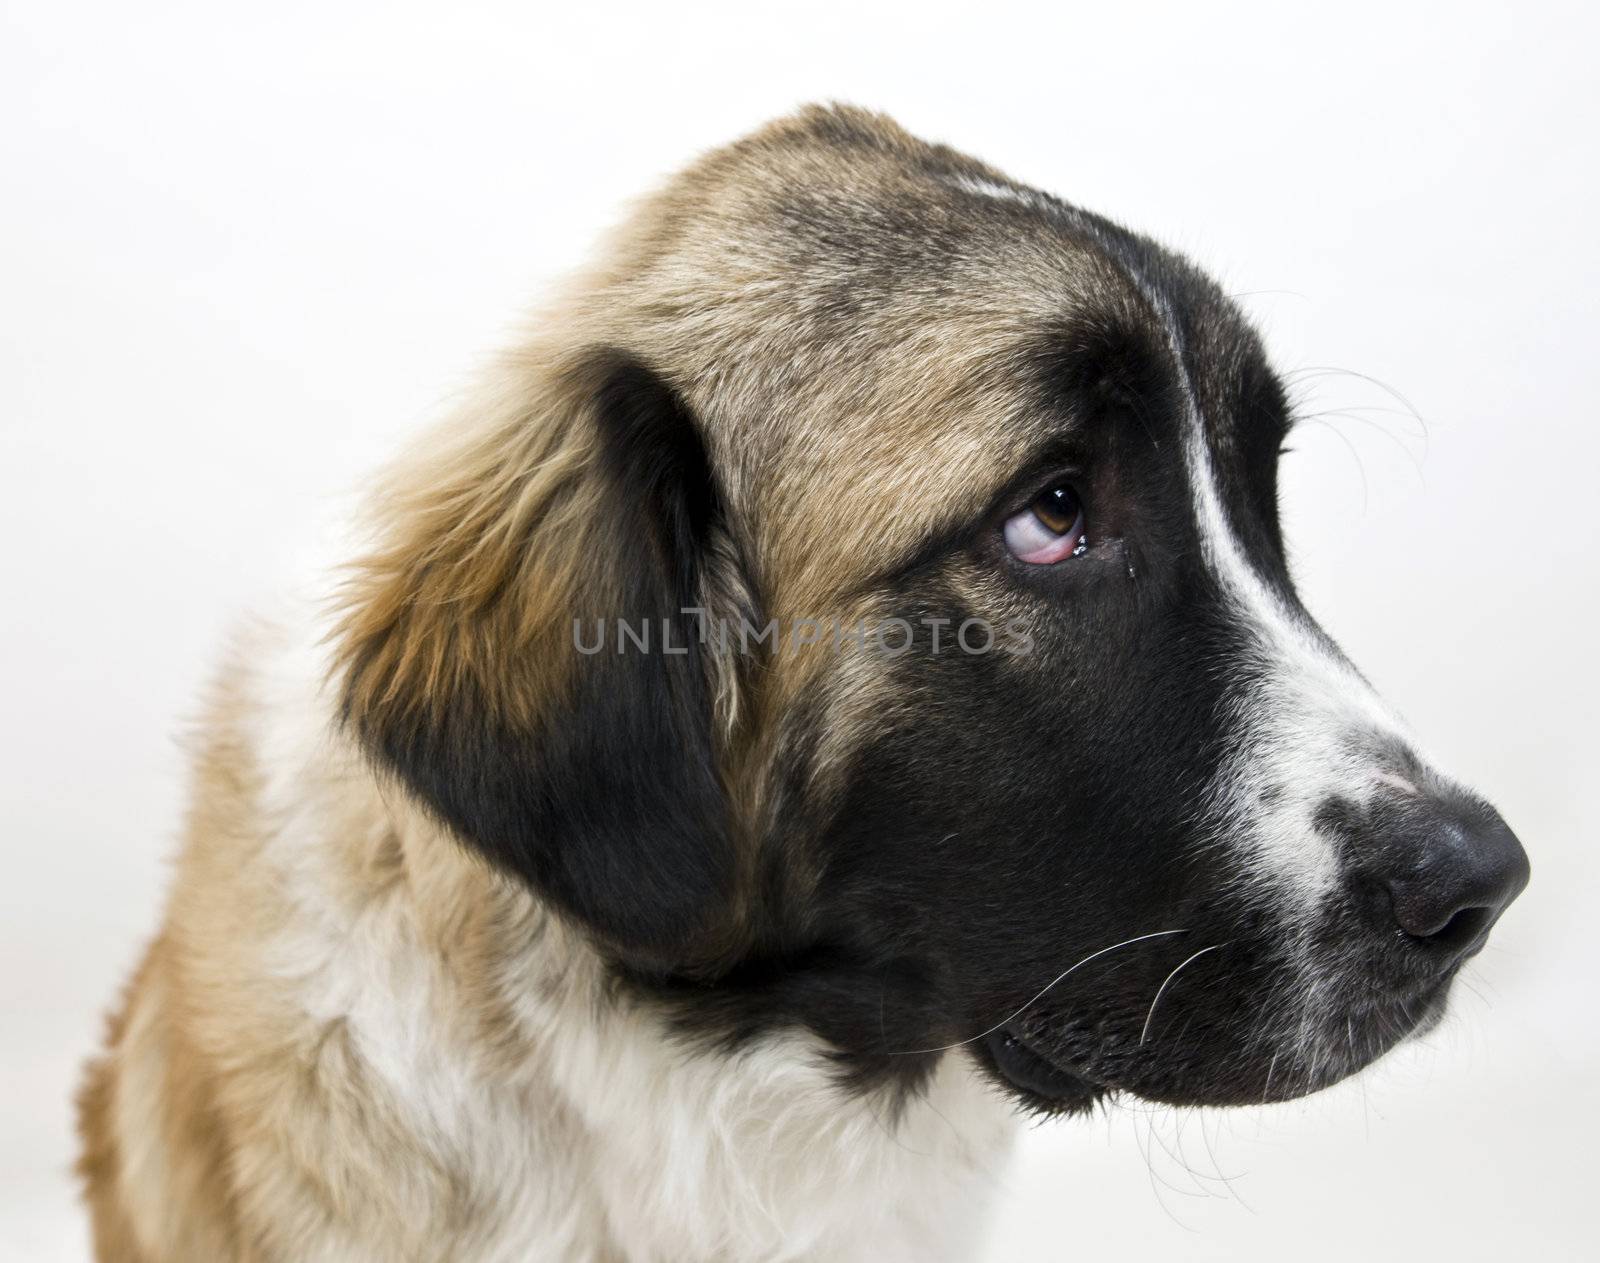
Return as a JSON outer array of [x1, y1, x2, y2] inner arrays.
[[249, 605, 1018, 1260]]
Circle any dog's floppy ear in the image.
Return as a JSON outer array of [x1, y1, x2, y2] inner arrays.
[[336, 347, 747, 962]]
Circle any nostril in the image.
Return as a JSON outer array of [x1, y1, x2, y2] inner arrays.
[[1403, 903, 1494, 955], [1363, 787, 1529, 966]]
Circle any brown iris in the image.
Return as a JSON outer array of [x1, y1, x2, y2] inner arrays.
[[1030, 484, 1081, 535]]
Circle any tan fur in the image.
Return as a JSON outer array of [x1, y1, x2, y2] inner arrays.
[[81, 618, 1010, 1260], [338, 348, 613, 733], [75, 103, 1137, 1259]]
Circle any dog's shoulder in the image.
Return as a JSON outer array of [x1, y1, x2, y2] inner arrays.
[[76, 606, 570, 1259], [80, 600, 1014, 1260]]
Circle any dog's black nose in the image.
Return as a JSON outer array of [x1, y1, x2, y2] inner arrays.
[[1368, 789, 1529, 963]]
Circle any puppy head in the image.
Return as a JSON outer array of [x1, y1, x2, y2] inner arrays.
[[337, 106, 1528, 1111]]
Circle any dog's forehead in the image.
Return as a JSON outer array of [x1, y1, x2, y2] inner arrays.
[[623, 108, 1280, 611]]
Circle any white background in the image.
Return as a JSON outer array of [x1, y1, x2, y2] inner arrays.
[[3, 2, 1596, 1258]]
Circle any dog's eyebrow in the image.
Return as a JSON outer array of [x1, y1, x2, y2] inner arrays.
[[770, 313, 1195, 610], [850, 428, 1089, 595]]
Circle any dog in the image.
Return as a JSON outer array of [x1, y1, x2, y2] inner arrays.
[[78, 104, 1529, 1261]]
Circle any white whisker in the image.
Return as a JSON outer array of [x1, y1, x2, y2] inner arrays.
[[1140, 944, 1227, 1046], [896, 929, 1190, 1055]]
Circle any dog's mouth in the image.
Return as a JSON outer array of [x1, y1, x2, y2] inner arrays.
[[975, 967, 1457, 1113], [980, 1024, 1105, 1112]]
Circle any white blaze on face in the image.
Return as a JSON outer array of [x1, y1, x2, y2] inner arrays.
[[1173, 346, 1417, 919], [948, 174, 1054, 213], [939, 178, 1429, 919]]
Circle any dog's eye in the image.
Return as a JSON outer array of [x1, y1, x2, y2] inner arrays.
[[1003, 483, 1086, 564]]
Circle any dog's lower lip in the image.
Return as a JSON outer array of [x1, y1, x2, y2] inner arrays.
[[982, 1024, 1100, 1104]]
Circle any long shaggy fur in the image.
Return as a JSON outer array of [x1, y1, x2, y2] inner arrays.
[[78, 103, 1525, 1261]]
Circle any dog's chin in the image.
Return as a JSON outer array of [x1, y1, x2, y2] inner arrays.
[[978, 1026, 1107, 1115], [975, 975, 1456, 1114]]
